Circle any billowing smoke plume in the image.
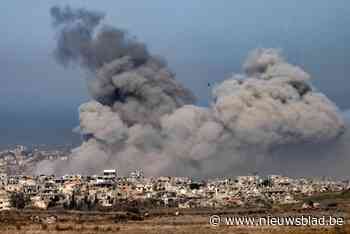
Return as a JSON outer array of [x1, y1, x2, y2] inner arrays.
[[36, 6, 349, 178], [50, 5, 195, 124]]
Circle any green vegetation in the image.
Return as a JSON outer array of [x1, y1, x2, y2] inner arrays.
[[303, 190, 350, 203]]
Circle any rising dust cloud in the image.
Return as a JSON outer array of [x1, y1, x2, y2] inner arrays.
[[35, 6, 350, 178]]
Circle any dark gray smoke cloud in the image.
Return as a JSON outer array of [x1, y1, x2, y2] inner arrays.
[[36, 6, 349, 178], [50, 5, 148, 70], [50, 5, 195, 123]]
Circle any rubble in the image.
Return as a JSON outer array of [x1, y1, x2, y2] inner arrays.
[[0, 145, 69, 175], [0, 168, 348, 211]]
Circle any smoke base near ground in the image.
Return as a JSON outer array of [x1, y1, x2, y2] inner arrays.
[[35, 6, 349, 178]]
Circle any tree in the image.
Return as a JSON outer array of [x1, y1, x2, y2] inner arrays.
[[10, 192, 26, 209], [69, 192, 76, 209], [48, 195, 60, 208], [260, 179, 272, 187]]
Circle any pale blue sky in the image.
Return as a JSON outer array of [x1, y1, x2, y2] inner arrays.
[[1, 0, 350, 146]]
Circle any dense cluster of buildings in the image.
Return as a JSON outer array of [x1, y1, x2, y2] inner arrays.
[[0, 168, 348, 211], [0, 145, 69, 175]]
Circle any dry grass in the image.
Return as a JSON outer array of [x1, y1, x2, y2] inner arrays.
[[0, 208, 349, 234], [0, 223, 348, 234]]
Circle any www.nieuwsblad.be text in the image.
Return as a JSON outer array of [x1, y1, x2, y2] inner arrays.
[[209, 215, 345, 227]]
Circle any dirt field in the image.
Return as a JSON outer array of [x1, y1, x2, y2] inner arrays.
[[2, 224, 349, 234], [0, 208, 349, 234], [2, 193, 350, 234]]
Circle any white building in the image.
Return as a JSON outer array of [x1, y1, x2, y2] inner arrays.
[[103, 169, 117, 179], [0, 190, 11, 210]]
